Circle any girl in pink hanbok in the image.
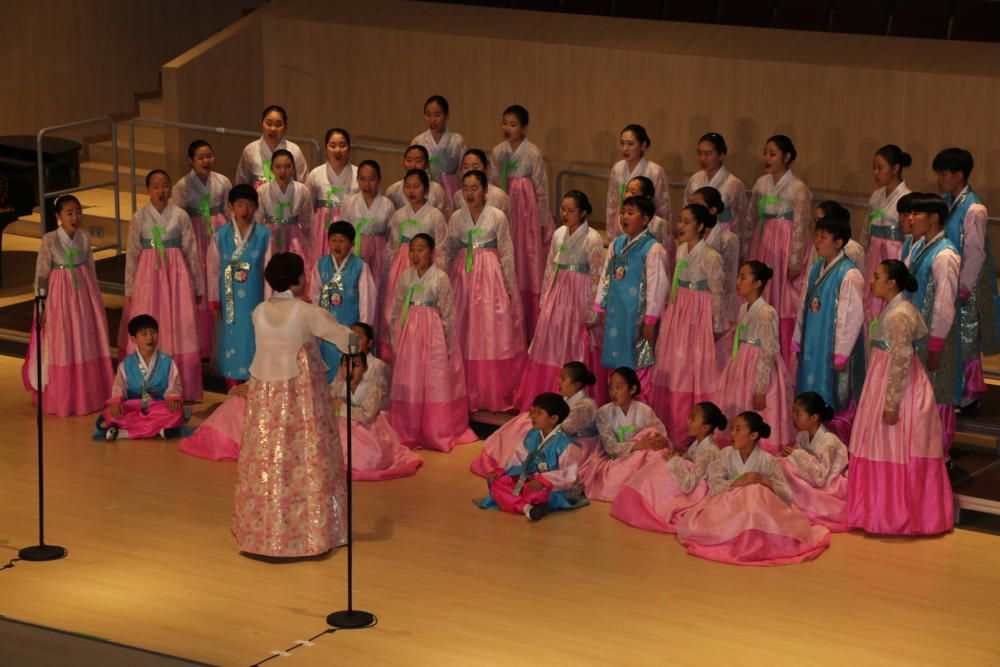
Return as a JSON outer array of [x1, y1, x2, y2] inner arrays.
[[389, 234, 477, 452], [848, 260, 953, 535], [23, 195, 114, 416], [692, 186, 740, 370], [384, 145, 450, 218], [171, 140, 232, 357], [579, 367, 672, 502], [611, 402, 725, 533], [412, 95, 467, 204], [649, 204, 725, 446], [749, 135, 813, 361], [622, 176, 675, 278], [378, 169, 448, 363], [235, 105, 307, 187], [331, 353, 422, 481], [780, 392, 849, 531], [233, 253, 351, 558], [452, 149, 510, 219], [447, 170, 525, 411], [863, 145, 911, 321], [306, 128, 358, 267], [472, 361, 599, 477], [119, 170, 204, 401], [683, 133, 752, 255], [490, 105, 553, 338], [257, 149, 313, 264], [516, 190, 605, 411], [678, 412, 830, 566], [605, 124, 671, 241], [715, 261, 795, 453], [340, 160, 393, 299]]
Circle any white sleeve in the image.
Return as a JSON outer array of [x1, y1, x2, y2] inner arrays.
[[833, 269, 865, 362], [959, 204, 987, 295], [645, 244, 669, 320]]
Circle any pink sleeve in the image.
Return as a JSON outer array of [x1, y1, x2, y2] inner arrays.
[[359, 264, 377, 326], [644, 244, 669, 321], [959, 204, 987, 296], [929, 251, 960, 349], [165, 359, 183, 398], [833, 269, 865, 363], [207, 238, 221, 310], [503, 442, 529, 469], [540, 444, 581, 491]]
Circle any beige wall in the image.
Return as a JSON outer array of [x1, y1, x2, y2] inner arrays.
[[1, 0, 263, 139], [163, 0, 1000, 229]]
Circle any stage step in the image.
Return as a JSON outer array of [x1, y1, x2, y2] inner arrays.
[[88, 140, 165, 171], [5, 190, 144, 247], [80, 160, 149, 189]]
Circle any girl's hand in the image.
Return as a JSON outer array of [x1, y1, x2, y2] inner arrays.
[[167, 398, 183, 412], [642, 322, 656, 343], [882, 409, 899, 426], [752, 392, 767, 410], [781, 446, 796, 457]]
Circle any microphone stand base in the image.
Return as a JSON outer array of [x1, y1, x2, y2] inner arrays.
[[18, 544, 67, 562], [326, 610, 376, 629]]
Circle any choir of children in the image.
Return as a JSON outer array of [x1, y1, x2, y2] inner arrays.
[[34, 97, 982, 563]]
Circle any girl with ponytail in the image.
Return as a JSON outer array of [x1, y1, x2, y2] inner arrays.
[[779, 392, 849, 531], [864, 145, 913, 320], [678, 411, 831, 565], [611, 402, 725, 533], [847, 259, 953, 535]]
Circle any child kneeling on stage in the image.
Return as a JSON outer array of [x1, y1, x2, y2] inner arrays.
[[477, 392, 588, 521], [95, 314, 186, 440]]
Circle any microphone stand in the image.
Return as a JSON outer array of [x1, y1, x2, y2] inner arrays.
[[20, 278, 67, 562], [327, 342, 375, 629]]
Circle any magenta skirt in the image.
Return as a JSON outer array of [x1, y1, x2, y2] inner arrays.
[[180, 393, 246, 461], [751, 220, 807, 362], [508, 177, 547, 340], [22, 267, 114, 416], [450, 249, 525, 412], [101, 399, 186, 439], [516, 270, 598, 412], [338, 414, 423, 481], [117, 248, 203, 401], [678, 484, 831, 566], [847, 349, 953, 535], [192, 211, 228, 358], [649, 289, 718, 446], [610, 457, 710, 533], [470, 412, 532, 477], [779, 458, 848, 532], [714, 344, 795, 454], [390, 306, 477, 452], [378, 244, 411, 364]]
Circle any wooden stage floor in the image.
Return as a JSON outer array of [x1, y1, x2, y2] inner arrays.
[[2, 356, 999, 666]]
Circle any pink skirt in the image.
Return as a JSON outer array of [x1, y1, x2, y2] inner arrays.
[[847, 349, 953, 535], [516, 270, 598, 412], [101, 399, 186, 439], [378, 244, 411, 364], [677, 484, 831, 566], [390, 306, 477, 452], [649, 289, 718, 446], [508, 177, 546, 340], [233, 344, 347, 557], [779, 458, 848, 532], [450, 249, 525, 412], [22, 267, 114, 416], [470, 413, 532, 477], [440, 173, 460, 205], [578, 428, 666, 502], [179, 393, 246, 461], [751, 220, 807, 363], [338, 414, 423, 481], [864, 236, 902, 321], [192, 211, 228, 358], [714, 344, 795, 454], [309, 206, 341, 268], [610, 457, 710, 533], [117, 248, 202, 401]]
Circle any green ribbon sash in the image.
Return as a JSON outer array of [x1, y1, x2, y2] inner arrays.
[[151, 226, 166, 269], [274, 201, 289, 249], [732, 322, 746, 360], [618, 182, 627, 207], [465, 228, 484, 273], [198, 194, 213, 237], [501, 160, 518, 192], [670, 258, 689, 303], [615, 425, 636, 443], [428, 155, 444, 179], [262, 159, 274, 182], [400, 284, 424, 329], [354, 218, 373, 256], [399, 219, 420, 243], [757, 194, 781, 219], [63, 247, 80, 290], [325, 185, 344, 226], [867, 209, 885, 239]]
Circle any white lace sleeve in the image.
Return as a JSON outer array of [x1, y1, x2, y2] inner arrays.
[[438, 274, 456, 351], [179, 212, 204, 297], [650, 165, 672, 224], [354, 381, 381, 424], [753, 307, 779, 395], [562, 399, 597, 435], [207, 237, 221, 307], [704, 248, 725, 335], [123, 212, 143, 297], [884, 311, 914, 413], [707, 454, 733, 496], [539, 233, 558, 309], [789, 433, 847, 488], [791, 184, 813, 272], [530, 150, 551, 228], [668, 445, 717, 493], [34, 234, 53, 294], [431, 211, 450, 271], [764, 455, 792, 504], [389, 277, 407, 344]]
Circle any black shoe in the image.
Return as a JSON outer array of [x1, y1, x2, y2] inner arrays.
[[957, 400, 981, 417], [526, 505, 550, 522]]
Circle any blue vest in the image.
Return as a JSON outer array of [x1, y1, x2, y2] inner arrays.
[[907, 235, 963, 405], [899, 235, 914, 263], [215, 223, 271, 380], [122, 351, 173, 400], [942, 188, 1000, 360], [477, 427, 586, 511], [600, 231, 658, 370], [795, 255, 866, 411], [316, 253, 365, 382]]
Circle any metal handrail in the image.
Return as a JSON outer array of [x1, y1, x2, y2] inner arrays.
[[127, 118, 322, 216], [37, 116, 122, 253], [352, 142, 406, 156], [555, 168, 1000, 225]]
